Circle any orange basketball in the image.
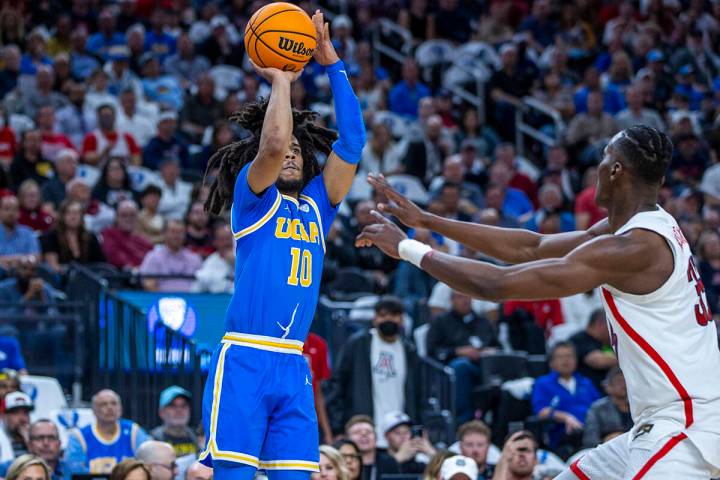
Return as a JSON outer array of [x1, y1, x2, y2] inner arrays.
[[244, 2, 317, 72]]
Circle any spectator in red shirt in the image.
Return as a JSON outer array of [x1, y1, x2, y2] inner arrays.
[[17, 179, 54, 232], [574, 166, 607, 230], [81, 103, 141, 166], [35, 105, 75, 163], [0, 113, 17, 169], [184, 201, 213, 258], [303, 332, 333, 445], [504, 299, 564, 337], [101, 199, 153, 270]]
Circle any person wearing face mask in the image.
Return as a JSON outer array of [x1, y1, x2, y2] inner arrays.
[[326, 297, 421, 439]]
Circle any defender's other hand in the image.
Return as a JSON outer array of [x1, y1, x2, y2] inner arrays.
[[355, 211, 407, 259], [249, 59, 303, 83], [368, 173, 427, 228], [311, 10, 340, 66]]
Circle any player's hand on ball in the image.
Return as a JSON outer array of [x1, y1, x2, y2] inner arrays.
[[311, 10, 340, 66], [355, 210, 407, 259], [368, 173, 427, 228], [249, 59, 303, 83]]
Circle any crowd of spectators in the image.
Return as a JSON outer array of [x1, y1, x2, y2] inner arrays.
[[0, 0, 719, 479]]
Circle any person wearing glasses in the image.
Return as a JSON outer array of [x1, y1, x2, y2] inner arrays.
[[332, 440, 361, 480], [135, 441, 178, 480], [0, 420, 68, 480]]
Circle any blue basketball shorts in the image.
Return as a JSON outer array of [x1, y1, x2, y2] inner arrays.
[[199, 332, 319, 473]]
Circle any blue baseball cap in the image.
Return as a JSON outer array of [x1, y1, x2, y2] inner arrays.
[[646, 50, 664, 63], [679, 64, 694, 76], [159, 386, 191, 409]]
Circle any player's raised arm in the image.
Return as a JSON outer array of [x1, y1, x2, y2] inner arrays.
[[369, 173, 611, 264], [356, 212, 665, 302], [311, 10, 366, 206], [246, 62, 303, 194]]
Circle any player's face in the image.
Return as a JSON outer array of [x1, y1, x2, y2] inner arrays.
[[460, 432, 490, 467], [595, 135, 623, 208], [507, 439, 536, 476], [276, 137, 304, 194]]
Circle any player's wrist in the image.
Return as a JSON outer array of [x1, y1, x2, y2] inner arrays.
[[325, 60, 344, 75], [399, 239, 433, 268]]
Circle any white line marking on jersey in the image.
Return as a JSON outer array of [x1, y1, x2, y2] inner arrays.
[[277, 303, 299, 339]]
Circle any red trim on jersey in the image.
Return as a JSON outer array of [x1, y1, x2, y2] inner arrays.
[[601, 288, 694, 427], [632, 432, 687, 479], [570, 459, 590, 480]]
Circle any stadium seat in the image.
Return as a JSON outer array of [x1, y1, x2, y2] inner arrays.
[[527, 354, 550, 378], [329, 268, 375, 296], [414, 40, 456, 69], [209, 65, 245, 100], [478, 352, 529, 384], [22, 375, 68, 419], [127, 165, 161, 192], [385, 174, 430, 205], [413, 323, 430, 358], [547, 323, 584, 349]]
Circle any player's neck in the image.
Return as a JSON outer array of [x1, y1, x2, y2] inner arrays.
[[279, 189, 300, 200], [606, 189, 658, 232]]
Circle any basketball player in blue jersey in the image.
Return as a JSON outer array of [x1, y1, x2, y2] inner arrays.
[[198, 11, 365, 480]]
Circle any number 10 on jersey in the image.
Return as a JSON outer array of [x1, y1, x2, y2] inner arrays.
[[287, 247, 312, 287]]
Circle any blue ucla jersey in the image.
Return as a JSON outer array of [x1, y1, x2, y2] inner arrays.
[[75, 419, 140, 473], [227, 164, 338, 342]]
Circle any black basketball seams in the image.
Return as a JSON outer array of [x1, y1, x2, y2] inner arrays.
[[256, 30, 317, 41]]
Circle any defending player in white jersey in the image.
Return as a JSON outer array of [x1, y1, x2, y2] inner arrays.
[[356, 125, 720, 479]]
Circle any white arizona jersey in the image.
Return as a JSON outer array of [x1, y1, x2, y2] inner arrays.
[[601, 206, 720, 468]]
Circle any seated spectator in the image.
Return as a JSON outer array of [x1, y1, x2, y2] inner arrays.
[[491, 431, 538, 480], [333, 439, 362, 480], [532, 342, 600, 455], [670, 133, 709, 186], [523, 184, 575, 233], [92, 158, 137, 209], [435, 182, 476, 223], [139, 219, 203, 292], [389, 59, 430, 119], [139, 54, 184, 111], [82, 103, 142, 167], [421, 451, 454, 480], [317, 446, 349, 480], [357, 122, 404, 180], [486, 164, 533, 222], [41, 200, 105, 272], [403, 115, 452, 185], [198, 16, 243, 67], [327, 297, 420, 434], [86, 9, 126, 61], [179, 74, 222, 145], [569, 309, 617, 391], [163, 32, 211, 89], [615, 84, 665, 132], [184, 201, 212, 258], [0, 391, 33, 459], [64, 179, 116, 234], [41, 149, 78, 213], [0, 46, 21, 101], [10, 130, 54, 188], [65, 389, 150, 474], [345, 416, 399, 480], [574, 66, 625, 115], [574, 167, 607, 230], [429, 156, 484, 208], [4, 454, 51, 480], [137, 185, 164, 244], [0, 329, 25, 372], [439, 455, 477, 480], [194, 120, 236, 173], [0, 419, 68, 480], [565, 90, 620, 166], [135, 441, 177, 480], [106, 47, 143, 100], [380, 412, 435, 474], [183, 462, 212, 480], [17, 180, 54, 233], [393, 228, 436, 316], [109, 459, 151, 480], [0, 196, 41, 270], [457, 421, 494, 479], [35, 106, 75, 163], [150, 386, 198, 459], [17, 66, 69, 119], [116, 89, 155, 149], [488, 44, 536, 140], [493, 143, 538, 207], [427, 291, 499, 423], [55, 81, 95, 150], [101, 200, 153, 270], [192, 223, 234, 293], [143, 112, 190, 171], [582, 368, 632, 448], [0, 255, 58, 315]]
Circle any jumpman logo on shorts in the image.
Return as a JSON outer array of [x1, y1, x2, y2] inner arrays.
[[277, 303, 299, 339], [305, 375, 312, 386]]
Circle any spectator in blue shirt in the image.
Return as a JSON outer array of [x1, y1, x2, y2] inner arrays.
[[532, 342, 600, 455], [0, 254, 59, 316], [574, 67, 625, 115], [19, 29, 53, 76], [0, 196, 40, 270], [518, 0, 557, 49], [86, 9, 126, 62], [69, 27, 100, 81], [524, 184, 575, 233], [65, 389, 150, 474], [0, 420, 68, 480], [144, 9, 176, 64], [143, 112, 190, 170], [388, 58, 431, 119], [140, 54, 184, 111], [486, 163, 533, 222], [0, 336, 25, 373]]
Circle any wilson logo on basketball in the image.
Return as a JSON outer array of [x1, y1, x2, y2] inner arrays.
[[277, 37, 314, 57]]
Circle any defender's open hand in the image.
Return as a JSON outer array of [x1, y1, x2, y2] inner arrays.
[[355, 211, 407, 259], [368, 173, 428, 228]]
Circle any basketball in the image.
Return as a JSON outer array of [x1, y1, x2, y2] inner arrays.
[[244, 2, 317, 72]]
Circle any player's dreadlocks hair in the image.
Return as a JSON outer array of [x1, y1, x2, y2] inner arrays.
[[611, 125, 673, 185], [204, 99, 338, 215]]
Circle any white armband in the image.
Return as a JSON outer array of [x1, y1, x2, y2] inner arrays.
[[398, 239, 433, 268]]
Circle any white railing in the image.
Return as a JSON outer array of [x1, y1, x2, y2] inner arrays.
[[372, 18, 413, 67], [514, 96, 565, 158]]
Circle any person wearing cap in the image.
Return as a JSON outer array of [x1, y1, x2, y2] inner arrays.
[[19, 27, 53, 76], [86, 8, 127, 62], [81, 103, 142, 167], [64, 389, 150, 474], [151, 386, 198, 459], [490, 431, 537, 480], [330, 15, 357, 66], [0, 391, 34, 459], [106, 46, 143, 100], [582, 368, 632, 449], [379, 411, 435, 474], [143, 111, 190, 171], [439, 455, 478, 480], [0, 419, 68, 480]]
